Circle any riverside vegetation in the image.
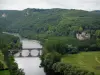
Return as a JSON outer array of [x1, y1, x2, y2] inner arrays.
[[0, 32, 24, 75], [1, 8, 100, 75]]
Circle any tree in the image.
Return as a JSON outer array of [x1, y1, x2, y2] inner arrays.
[[43, 52, 61, 69], [96, 38, 100, 47], [17, 69, 25, 75], [95, 30, 100, 38], [52, 62, 95, 75], [78, 26, 83, 33]]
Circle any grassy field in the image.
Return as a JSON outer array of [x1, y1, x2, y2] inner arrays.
[[0, 51, 10, 75], [61, 52, 100, 75], [0, 70, 10, 75]]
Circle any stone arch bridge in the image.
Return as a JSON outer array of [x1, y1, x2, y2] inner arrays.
[[9, 48, 42, 57]]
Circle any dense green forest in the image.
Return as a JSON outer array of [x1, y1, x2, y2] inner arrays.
[[0, 8, 100, 39], [1, 8, 100, 75]]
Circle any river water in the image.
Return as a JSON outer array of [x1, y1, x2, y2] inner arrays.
[[15, 39, 45, 75], [3, 32, 45, 75]]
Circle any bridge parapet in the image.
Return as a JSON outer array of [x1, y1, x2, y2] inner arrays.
[[10, 48, 42, 51], [22, 48, 42, 50]]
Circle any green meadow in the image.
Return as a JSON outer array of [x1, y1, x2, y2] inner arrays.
[[62, 52, 100, 75]]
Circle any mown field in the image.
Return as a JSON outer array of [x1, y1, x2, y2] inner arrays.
[[62, 52, 100, 75], [0, 51, 10, 75]]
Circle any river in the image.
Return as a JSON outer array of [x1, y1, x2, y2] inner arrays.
[[3, 32, 45, 75]]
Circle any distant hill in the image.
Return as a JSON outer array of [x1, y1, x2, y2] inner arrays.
[[0, 8, 100, 38]]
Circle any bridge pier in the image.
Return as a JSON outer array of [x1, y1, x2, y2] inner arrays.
[[38, 50, 41, 57], [28, 50, 32, 57], [19, 51, 22, 57]]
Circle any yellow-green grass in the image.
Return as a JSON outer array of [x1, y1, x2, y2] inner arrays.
[[61, 52, 100, 75], [0, 51, 9, 75]]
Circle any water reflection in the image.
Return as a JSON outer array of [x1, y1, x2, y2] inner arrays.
[[15, 58, 45, 75], [15, 39, 45, 75]]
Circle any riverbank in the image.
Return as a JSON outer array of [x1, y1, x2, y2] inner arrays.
[[0, 32, 24, 75], [2, 32, 45, 75]]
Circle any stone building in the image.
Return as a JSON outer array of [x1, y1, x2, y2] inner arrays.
[[76, 32, 90, 40]]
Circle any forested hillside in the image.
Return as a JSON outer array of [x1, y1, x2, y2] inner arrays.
[[1, 8, 100, 75], [0, 8, 100, 39]]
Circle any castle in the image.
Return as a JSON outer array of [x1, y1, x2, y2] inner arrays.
[[76, 32, 90, 40]]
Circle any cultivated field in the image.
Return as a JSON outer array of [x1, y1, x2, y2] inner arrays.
[[62, 52, 100, 75]]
